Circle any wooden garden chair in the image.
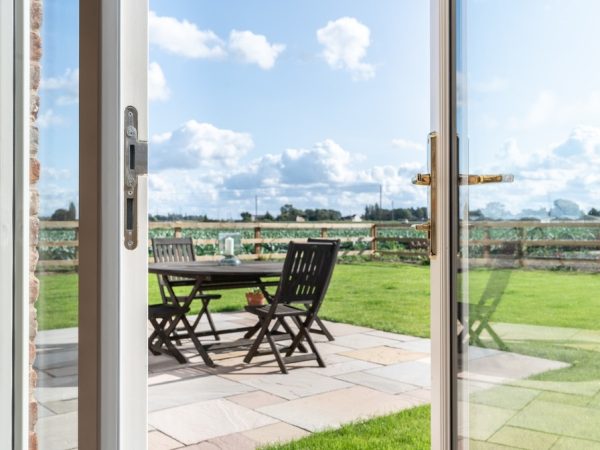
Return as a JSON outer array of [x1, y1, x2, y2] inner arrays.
[[458, 269, 511, 351], [152, 237, 221, 341], [243, 240, 339, 374]]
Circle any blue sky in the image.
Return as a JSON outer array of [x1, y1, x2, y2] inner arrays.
[[38, 0, 600, 219]]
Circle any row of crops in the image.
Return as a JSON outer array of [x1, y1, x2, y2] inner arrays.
[[38, 221, 600, 269]]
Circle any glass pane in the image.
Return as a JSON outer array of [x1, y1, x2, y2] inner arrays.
[[457, 1, 600, 448], [31, 0, 79, 448], [147, 1, 432, 448]]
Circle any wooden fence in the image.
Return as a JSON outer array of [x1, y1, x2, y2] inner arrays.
[[36, 220, 600, 272]]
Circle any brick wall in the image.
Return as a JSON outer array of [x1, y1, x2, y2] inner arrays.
[[29, 0, 43, 448]]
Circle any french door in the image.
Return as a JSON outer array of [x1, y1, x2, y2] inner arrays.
[[437, 1, 600, 449]]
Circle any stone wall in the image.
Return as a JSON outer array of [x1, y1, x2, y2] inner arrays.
[[29, 0, 43, 448]]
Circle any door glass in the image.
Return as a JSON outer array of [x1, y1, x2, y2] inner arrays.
[[32, 0, 80, 448], [147, 1, 432, 448], [457, 1, 600, 447]]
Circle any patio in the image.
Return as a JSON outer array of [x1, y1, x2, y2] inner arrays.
[[33, 311, 580, 450]]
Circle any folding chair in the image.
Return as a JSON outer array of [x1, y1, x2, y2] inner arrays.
[[152, 237, 221, 341], [244, 241, 339, 374], [458, 270, 511, 351], [147, 303, 212, 365]]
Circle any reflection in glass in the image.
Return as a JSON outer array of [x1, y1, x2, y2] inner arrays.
[[457, 1, 600, 447]]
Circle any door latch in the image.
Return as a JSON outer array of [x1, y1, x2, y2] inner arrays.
[[124, 106, 147, 250]]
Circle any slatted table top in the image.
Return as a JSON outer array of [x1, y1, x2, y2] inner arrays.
[[148, 261, 283, 278]]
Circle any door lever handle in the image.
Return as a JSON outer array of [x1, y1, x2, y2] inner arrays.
[[412, 173, 431, 186], [459, 174, 514, 185]]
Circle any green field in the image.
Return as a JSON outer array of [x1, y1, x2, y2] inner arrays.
[[37, 263, 600, 334]]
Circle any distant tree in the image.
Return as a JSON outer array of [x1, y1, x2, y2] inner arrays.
[[278, 204, 304, 221], [67, 202, 76, 220], [589, 208, 600, 217], [362, 204, 427, 221], [50, 202, 76, 221], [263, 211, 275, 221], [240, 211, 253, 222], [304, 208, 342, 221]]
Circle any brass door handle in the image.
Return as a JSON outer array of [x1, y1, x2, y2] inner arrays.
[[411, 132, 437, 257], [412, 173, 431, 186], [459, 174, 514, 185]]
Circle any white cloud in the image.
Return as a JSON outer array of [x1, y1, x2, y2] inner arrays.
[[391, 138, 425, 152], [228, 30, 285, 70], [41, 68, 79, 105], [42, 167, 71, 181], [148, 62, 170, 101], [472, 125, 600, 214], [151, 120, 254, 170], [316, 17, 375, 81], [37, 109, 66, 128], [149, 11, 226, 59]]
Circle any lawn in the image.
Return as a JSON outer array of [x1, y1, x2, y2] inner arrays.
[[262, 405, 431, 450], [37, 263, 600, 334]]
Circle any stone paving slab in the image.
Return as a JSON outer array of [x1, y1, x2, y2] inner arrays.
[[257, 386, 423, 432], [365, 360, 431, 388], [341, 345, 427, 365], [148, 399, 278, 445], [241, 422, 310, 447], [149, 375, 254, 412]]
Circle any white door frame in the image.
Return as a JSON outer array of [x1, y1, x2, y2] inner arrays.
[[79, 0, 148, 448], [430, 0, 458, 449], [1, 0, 30, 447]]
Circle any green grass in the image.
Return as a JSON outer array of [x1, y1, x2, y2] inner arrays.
[[262, 406, 430, 450], [37, 262, 432, 333]]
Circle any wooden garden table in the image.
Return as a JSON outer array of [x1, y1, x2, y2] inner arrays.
[[148, 261, 283, 365]]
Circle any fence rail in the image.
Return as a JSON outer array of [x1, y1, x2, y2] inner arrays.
[[36, 220, 600, 272]]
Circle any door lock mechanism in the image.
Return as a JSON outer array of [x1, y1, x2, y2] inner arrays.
[[124, 106, 148, 250]]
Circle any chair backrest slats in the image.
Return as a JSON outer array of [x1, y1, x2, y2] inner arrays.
[[274, 240, 339, 310], [152, 237, 196, 286]]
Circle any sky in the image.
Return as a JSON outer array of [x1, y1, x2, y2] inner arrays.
[[38, 0, 600, 219]]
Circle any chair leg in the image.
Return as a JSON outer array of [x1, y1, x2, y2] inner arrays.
[[150, 316, 187, 364], [244, 317, 270, 364], [265, 330, 287, 374], [180, 315, 215, 367], [311, 316, 335, 341], [296, 320, 325, 368], [286, 317, 308, 353], [202, 300, 220, 341]]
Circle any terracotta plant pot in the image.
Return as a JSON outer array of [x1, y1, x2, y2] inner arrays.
[[245, 292, 265, 306]]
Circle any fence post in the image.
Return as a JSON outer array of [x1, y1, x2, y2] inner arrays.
[[483, 226, 491, 260], [174, 226, 182, 238], [517, 226, 526, 267], [370, 224, 378, 253], [320, 227, 328, 238], [73, 224, 79, 264], [254, 226, 262, 257]]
